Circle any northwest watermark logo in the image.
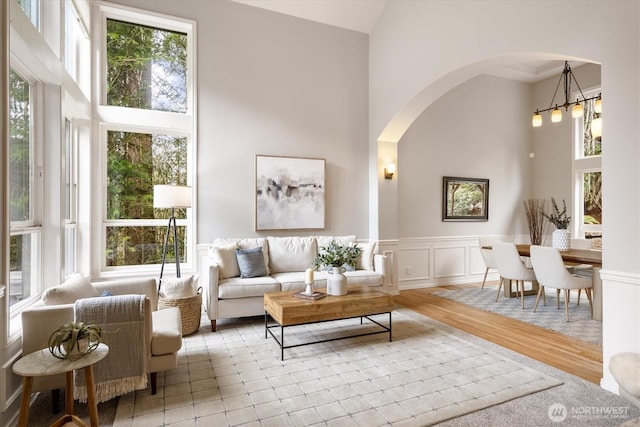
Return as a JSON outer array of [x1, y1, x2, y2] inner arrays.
[[548, 403, 630, 422], [548, 403, 567, 422]]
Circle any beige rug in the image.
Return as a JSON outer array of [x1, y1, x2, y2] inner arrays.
[[113, 308, 562, 426]]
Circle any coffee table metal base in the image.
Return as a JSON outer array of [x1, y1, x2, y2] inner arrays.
[[265, 312, 392, 361]]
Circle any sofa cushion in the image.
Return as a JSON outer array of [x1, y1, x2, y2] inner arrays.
[[218, 276, 280, 299], [151, 307, 182, 355], [271, 272, 327, 292], [42, 273, 100, 306], [215, 238, 270, 275], [316, 235, 356, 250], [236, 247, 268, 278], [267, 236, 317, 273], [357, 241, 377, 271], [209, 244, 240, 279]]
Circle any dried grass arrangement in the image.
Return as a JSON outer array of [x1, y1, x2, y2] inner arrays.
[[523, 199, 550, 245]]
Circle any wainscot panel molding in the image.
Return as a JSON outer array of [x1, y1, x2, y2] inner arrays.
[[396, 236, 507, 290], [434, 246, 466, 279], [1, 353, 21, 412]]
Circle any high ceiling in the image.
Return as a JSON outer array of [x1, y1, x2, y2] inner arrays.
[[231, 0, 387, 34], [230, 1, 576, 83]]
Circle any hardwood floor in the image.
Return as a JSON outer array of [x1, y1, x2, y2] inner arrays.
[[395, 283, 603, 384]]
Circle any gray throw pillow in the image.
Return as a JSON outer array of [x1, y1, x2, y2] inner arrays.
[[236, 247, 267, 278]]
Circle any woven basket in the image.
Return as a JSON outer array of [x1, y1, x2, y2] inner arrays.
[[158, 288, 202, 336]]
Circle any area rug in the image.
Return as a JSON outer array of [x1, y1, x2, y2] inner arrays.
[[114, 308, 562, 426], [432, 285, 602, 345]]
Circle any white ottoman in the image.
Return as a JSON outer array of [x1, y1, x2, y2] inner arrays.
[[610, 352, 640, 408]]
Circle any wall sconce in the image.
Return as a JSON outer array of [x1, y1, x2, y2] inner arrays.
[[384, 163, 396, 180]]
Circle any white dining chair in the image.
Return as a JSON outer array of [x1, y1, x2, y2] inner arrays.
[[478, 236, 500, 289], [529, 245, 593, 322], [568, 238, 594, 305], [492, 242, 536, 309]]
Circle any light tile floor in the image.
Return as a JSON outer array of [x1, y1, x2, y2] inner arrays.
[[113, 309, 561, 426]]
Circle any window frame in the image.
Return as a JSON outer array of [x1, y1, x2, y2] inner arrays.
[[8, 62, 43, 340], [93, 2, 197, 277], [572, 87, 602, 242]]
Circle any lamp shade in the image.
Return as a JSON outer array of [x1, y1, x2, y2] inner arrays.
[[551, 107, 562, 123], [594, 97, 602, 114], [572, 102, 584, 118], [153, 185, 192, 208], [591, 117, 602, 138], [532, 113, 542, 127]]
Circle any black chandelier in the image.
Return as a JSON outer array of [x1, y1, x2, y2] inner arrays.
[[532, 61, 601, 128]]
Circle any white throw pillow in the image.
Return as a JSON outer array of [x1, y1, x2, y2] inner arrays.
[[316, 235, 356, 250], [357, 241, 377, 271], [267, 236, 316, 273], [209, 244, 240, 279], [159, 275, 196, 299], [42, 273, 100, 305]]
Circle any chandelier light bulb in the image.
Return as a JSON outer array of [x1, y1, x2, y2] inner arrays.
[[532, 112, 542, 127], [594, 97, 602, 114], [551, 106, 562, 123], [591, 117, 602, 138], [572, 101, 584, 118]]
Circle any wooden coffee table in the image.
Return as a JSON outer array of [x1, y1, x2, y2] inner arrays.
[[264, 287, 394, 360]]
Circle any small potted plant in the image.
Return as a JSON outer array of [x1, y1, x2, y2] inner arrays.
[[313, 240, 362, 296], [542, 197, 571, 250], [313, 240, 361, 270], [48, 321, 102, 361]]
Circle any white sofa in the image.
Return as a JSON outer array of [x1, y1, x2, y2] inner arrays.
[[202, 236, 391, 331], [21, 275, 182, 399]]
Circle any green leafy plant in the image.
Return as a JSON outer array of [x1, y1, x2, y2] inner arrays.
[[48, 321, 102, 361], [542, 197, 571, 230], [313, 240, 362, 270]]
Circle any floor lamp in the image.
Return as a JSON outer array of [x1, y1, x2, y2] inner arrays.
[[153, 184, 192, 295]]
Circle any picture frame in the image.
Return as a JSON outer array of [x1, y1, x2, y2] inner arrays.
[[255, 155, 326, 231], [442, 176, 489, 222]]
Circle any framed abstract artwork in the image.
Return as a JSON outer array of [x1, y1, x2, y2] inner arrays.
[[442, 176, 489, 222], [255, 155, 326, 230]]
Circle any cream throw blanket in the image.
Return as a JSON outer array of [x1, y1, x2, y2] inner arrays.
[[74, 294, 148, 403]]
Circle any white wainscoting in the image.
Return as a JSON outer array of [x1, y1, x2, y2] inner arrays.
[[381, 236, 508, 290]]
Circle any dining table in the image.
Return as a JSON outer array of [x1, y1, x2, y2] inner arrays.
[[484, 244, 603, 321]]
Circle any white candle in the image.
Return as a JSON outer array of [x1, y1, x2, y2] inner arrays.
[[305, 268, 314, 284]]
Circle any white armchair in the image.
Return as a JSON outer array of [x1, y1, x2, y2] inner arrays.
[[20, 275, 182, 406]]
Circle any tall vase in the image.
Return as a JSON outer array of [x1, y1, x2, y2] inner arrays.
[[327, 266, 347, 296], [552, 229, 571, 251]]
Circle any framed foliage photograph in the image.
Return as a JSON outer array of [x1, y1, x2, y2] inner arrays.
[[442, 176, 489, 222], [255, 155, 325, 231]]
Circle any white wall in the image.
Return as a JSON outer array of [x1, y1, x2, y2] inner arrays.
[[370, 0, 640, 392], [398, 74, 532, 239], [109, 0, 371, 241]]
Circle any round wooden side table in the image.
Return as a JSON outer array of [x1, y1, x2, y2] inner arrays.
[[13, 343, 109, 427]]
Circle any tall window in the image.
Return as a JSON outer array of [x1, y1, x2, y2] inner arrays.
[[573, 93, 602, 249], [64, 118, 77, 276], [9, 68, 41, 309], [96, 5, 195, 273]]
